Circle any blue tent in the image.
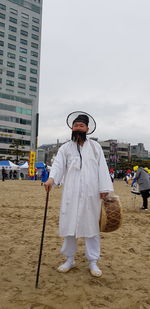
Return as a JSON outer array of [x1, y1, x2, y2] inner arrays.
[[0, 160, 18, 168], [35, 162, 45, 169]]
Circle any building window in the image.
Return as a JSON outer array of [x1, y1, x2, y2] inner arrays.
[[0, 4, 6, 10], [9, 17, 17, 24], [19, 56, 27, 63], [0, 50, 3, 55], [20, 29, 28, 37], [32, 25, 39, 32], [30, 59, 38, 66], [31, 51, 38, 57], [18, 91, 25, 95], [18, 82, 26, 89], [0, 31, 4, 37], [0, 115, 31, 126], [7, 71, 15, 77], [19, 65, 26, 71], [0, 126, 31, 137], [10, 8, 18, 15], [7, 52, 16, 59], [0, 103, 31, 115], [18, 73, 26, 80], [32, 17, 39, 24], [9, 25, 17, 32], [7, 62, 15, 68], [0, 78, 2, 84], [29, 94, 36, 98], [0, 12, 5, 19], [8, 34, 16, 41], [20, 47, 27, 54], [0, 59, 3, 64], [30, 77, 37, 83], [21, 12, 29, 20], [31, 42, 38, 49], [30, 68, 37, 74], [0, 68, 2, 74], [16, 107, 32, 115], [29, 86, 37, 92], [6, 80, 14, 86], [0, 102, 15, 112], [31, 34, 39, 41], [0, 22, 5, 28], [21, 21, 28, 28], [20, 38, 28, 45], [0, 40, 4, 46], [6, 89, 14, 93], [8, 43, 16, 50], [0, 92, 32, 105]]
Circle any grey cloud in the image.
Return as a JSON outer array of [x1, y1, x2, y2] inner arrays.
[[38, 0, 150, 151]]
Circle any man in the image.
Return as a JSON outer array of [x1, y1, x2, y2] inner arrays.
[[41, 165, 49, 185], [134, 166, 150, 210], [45, 111, 113, 277], [2, 167, 6, 182]]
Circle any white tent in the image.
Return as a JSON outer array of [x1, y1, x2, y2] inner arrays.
[[19, 161, 28, 168]]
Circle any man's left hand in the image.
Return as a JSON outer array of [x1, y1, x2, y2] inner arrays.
[[100, 192, 109, 200]]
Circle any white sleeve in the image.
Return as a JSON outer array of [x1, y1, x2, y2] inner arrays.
[[98, 146, 114, 193], [49, 145, 66, 185]]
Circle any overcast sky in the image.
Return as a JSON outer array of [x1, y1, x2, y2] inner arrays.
[[38, 0, 150, 150]]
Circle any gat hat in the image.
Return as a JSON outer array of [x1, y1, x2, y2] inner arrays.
[[66, 111, 96, 135], [73, 114, 89, 126]]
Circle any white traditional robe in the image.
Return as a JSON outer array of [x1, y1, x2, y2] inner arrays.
[[49, 138, 113, 238]]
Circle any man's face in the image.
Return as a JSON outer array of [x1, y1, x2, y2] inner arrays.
[[72, 121, 89, 133]]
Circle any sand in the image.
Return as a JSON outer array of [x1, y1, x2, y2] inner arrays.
[[0, 179, 150, 309]]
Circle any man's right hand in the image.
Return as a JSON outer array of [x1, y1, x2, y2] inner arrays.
[[44, 177, 54, 192]]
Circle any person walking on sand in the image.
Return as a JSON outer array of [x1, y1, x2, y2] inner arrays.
[[44, 111, 113, 277], [2, 167, 6, 181], [133, 166, 150, 210]]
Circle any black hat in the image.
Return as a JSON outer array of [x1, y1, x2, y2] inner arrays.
[[73, 114, 89, 126], [66, 111, 96, 135]]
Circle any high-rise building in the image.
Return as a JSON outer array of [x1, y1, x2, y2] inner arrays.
[[0, 0, 43, 162]]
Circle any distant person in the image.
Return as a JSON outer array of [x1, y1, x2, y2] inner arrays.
[[9, 170, 12, 180], [109, 169, 115, 183], [134, 166, 150, 210], [20, 172, 24, 180], [13, 170, 17, 180], [41, 165, 49, 185], [2, 167, 6, 182]]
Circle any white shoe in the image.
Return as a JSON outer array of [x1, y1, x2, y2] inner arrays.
[[57, 261, 76, 273], [89, 262, 102, 277]]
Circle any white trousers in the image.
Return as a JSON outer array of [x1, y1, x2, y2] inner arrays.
[[60, 235, 100, 262]]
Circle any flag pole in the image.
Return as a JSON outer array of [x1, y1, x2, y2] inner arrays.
[[35, 189, 50, 288]]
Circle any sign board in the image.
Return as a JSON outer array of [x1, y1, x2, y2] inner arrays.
[[28, 151, 36, 176]]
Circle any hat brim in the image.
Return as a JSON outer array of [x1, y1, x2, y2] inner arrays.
[[66, 111, 96, 135]]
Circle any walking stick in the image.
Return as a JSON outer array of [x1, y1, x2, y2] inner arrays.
[[35, 189, 50, 288]]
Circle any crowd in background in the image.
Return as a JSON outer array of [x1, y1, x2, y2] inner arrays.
[[1, 165, 50, 183]]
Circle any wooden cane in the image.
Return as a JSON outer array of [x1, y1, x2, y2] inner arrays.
[[35, 189, 50, 288]]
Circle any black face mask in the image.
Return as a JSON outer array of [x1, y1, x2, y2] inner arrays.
[[71, 130, 86, 143]]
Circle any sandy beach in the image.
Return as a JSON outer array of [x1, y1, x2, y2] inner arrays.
[[0, 179, 150, 309]]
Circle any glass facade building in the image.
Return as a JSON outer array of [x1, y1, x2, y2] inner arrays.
[[0, 0, 43, 162]]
